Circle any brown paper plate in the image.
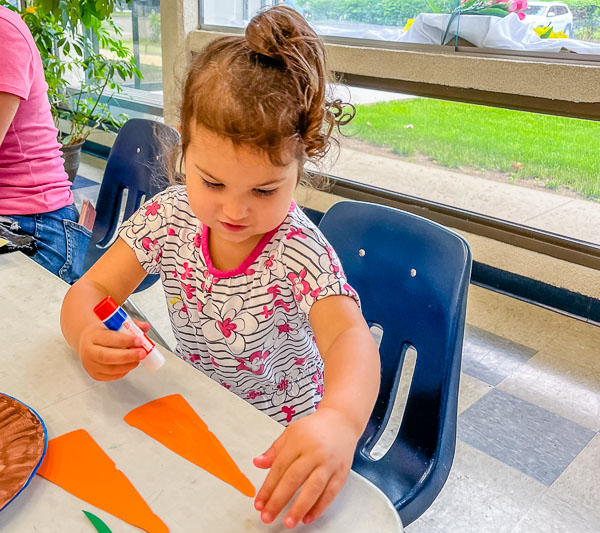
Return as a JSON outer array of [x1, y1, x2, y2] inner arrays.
[[0, 393, 47, 511]]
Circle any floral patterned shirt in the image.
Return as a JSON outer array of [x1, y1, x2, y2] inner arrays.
[[119, 186, 359, 425]]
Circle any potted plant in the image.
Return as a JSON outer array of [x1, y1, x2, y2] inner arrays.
[[1, 1, 141, 181]]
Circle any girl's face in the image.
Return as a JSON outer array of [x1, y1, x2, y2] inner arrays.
[[185, 124, 299, 248]]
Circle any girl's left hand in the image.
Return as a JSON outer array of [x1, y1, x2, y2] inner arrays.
[[253, 407, 361, 528]]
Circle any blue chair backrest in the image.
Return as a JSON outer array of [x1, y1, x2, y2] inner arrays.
[[318, 200, 471, 525], [84, 119, 179, 291]]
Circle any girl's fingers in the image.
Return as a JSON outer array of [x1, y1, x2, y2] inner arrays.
[[260, 458, 317, 524], [254, 438, 296, 513], [93, 329, 143, 349], [301, 474, 347, 525], [93, 365, 139, 381], [280, 466, 332, 529], [92, 345, 145, 366], [254, 444, 278, 469], [132, 319, 151, 332]]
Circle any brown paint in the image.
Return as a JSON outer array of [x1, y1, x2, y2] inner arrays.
[[124, 394, 255, 498], [0, 394, 45, 510]]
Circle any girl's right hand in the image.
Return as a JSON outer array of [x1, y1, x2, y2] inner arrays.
[[78, 319, 150, 381]]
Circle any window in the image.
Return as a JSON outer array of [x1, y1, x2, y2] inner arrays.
[[320, 87, 600, 246], [105, 0, 164, 118], [201, 0, 600, 58]]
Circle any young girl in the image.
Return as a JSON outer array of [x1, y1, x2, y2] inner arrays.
[[61, 6, 380, 529]]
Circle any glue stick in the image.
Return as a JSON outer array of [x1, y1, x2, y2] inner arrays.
[[93, 296, 165, 372]]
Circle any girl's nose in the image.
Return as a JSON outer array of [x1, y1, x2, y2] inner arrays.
[[222, 197, 248, 221]]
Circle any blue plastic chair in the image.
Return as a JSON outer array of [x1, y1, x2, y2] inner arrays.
[[83, 118, 179, 292], [318, 200, 472, 526]]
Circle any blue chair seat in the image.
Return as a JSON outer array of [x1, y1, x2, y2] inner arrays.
[[318, 200, 472, 526]]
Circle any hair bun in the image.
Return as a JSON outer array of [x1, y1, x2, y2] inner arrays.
[[245, 6, 320, 69]]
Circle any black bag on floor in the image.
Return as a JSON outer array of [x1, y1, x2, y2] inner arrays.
[[0, 218, 37, 256]]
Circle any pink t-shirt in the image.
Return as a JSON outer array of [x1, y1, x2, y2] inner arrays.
[[0, 6, 72, 215]]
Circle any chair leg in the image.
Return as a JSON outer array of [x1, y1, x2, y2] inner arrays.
[[121, 298, 172, 351]]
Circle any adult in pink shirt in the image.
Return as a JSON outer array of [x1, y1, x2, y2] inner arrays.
[[0, 5, 90, 283]]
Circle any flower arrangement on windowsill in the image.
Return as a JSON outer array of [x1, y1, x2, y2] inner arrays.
[[433, 0, 529, 44], [534, 25, 568, 38]]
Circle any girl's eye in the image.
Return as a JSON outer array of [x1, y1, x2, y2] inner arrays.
[[254, 188, 276, 197], [202, 179, 223, 189]]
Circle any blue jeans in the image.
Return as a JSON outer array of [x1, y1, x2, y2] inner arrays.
[[6, 204, 91, 284]]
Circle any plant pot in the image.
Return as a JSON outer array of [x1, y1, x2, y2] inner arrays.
[[60, 142, 84, 183]]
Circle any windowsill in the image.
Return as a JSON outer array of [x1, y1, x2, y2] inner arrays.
[[188, 28, 600, 105]]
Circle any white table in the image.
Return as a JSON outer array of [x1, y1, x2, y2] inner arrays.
[[0, 253, 404, 533]]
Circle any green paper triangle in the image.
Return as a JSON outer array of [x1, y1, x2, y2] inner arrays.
[[82, 510, 113, 533]]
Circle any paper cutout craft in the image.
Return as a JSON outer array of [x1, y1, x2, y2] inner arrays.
[[36, 429, 168, 533], [124, 394, 255, 497], [83, 510, 113, 533]]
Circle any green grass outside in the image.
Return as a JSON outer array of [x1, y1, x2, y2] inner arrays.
[[350, 99, 600, 199]]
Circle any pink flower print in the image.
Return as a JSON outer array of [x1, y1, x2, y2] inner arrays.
[[309, 287, 322, 299], [188, 353, 201, 363], [294, 357, 307, 365], [277, 323, 294, 335], [180, 262, 193, 280], [222, 383, 231, 390], [274, 299, 290, 312], [210, 356, 219, 367], [343, 283, 357, 296], [171, 296, 192, 328], [269, 316, 300, 349], [261, 305, 273, 319], [281, 405, 296, 423], [181, 282, 196, 299], [286, 227, 306, 240], [326, 246, 341, 275], [171, 268, 178, 278], [260, 254, 284, 285], [142, 238, 162, 262], [312, 369, 324, 395], [245, 268, 255, 276], [193, 233, 202, 248], [167, 227, 176, 236], [267, 284, 281, 301], [196, 299, 203, 313], [217, 317, 237, 338], [201, 269, 218, 293], [288, 269, 310, 302], [202, 295, 259, 355], [247, 390, 263, 400], [272, 370, 300, 407], [236, 350, 270, 374], [144, 201, 162, 217]]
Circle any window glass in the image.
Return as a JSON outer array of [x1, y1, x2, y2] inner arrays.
[[104, 0, 163, 118], [201, 0, 600, 56], [311, 86, 600, 245]]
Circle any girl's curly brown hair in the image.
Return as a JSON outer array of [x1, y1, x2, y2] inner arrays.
[[171, 6, 354, 182]]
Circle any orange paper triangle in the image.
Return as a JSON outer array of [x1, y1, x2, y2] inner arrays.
[[36, 429, 168, 533], [124, 394, 255, 498]]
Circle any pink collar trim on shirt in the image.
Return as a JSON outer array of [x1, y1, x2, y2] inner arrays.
[[201, 201, 296, 278]]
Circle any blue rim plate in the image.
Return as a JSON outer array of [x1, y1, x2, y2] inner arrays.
[[0, 393, 48, 511]]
